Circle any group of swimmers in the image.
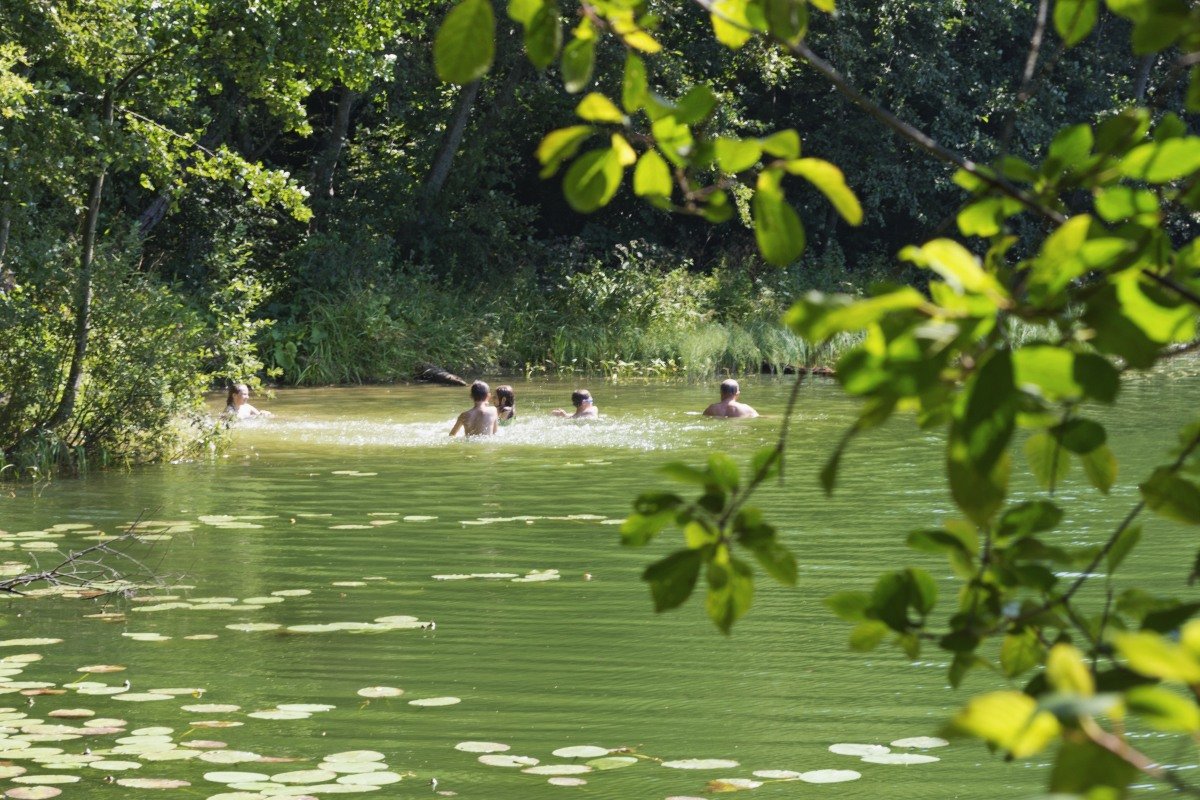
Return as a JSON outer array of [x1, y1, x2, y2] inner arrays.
[[224, 377, 758, 432], [449, 378, 757, 437]]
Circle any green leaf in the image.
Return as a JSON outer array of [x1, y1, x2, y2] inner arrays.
[[674, 85, 717, 125], [575, 92, 625, 123], [809, 0, 835, 11], [1049, 739, 1137, 795], [661, 461, 709, 485], [707, 453, 741, 491], [1140, 466, 1200, 524], [870, 571, 911, 631], [562, 148, 622, 212], [711, 0, 756, 49], [1054, 0, 1098, 45], [1073, 353, 1120, 403], [1000, 629, 1044, 678], [901, 239, 995, 296], [633, 149, 672, 199], [849, 620, 888, 651], [1080, 444, 1117, 493], [764, 0, 808, 42], [753, 171, 805, 266], [507, 0, 540, 23], [949, 691, 1061, 757], [702, 190, 734, 222], [620, 511, 674, 546], [633, 491, 683, 515], [536, 125, 595, 178], [1025, 431, 1071, 490], [523, 4, 562, 69], [1054, 418, 1106, 454], [948, 350, 1017, 525], [714, 137, 762, 173], [997, 501, 1063, 541], [1114, 630, 1200, 683], [434, 0, 496, 84], [1125, 686, 1200, 732], [561, 35, 595, 93], [1046, 123, 1094, 171], [1106, 524, 1141, 573], [749, 540, 798, 586], [1046, 643, 1094, 695], [621, 53, 648, 112], [782, 158, 863, 225], [1013, 345, 1086, 401], [706, 557, 754, 633], [826, 591, 870, 621], [643, 549, 704, 612], [906, 567, 937, 616], [1119, 138, 1200, 183], [957, 197, 1005, 237], [760, 129, 801, 158]]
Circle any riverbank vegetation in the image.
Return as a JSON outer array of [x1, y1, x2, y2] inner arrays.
[[0, 0, 1149, 475]]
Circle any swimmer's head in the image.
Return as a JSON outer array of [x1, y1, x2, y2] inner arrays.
[[720, 379, 740, 399], [227, 382, 250, 406], [571, 389, 593, 408], [495, 384, 515, 408], [470, 380, 490, 401]]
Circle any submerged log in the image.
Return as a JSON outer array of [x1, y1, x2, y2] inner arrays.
[[415, 364, 468, 386]]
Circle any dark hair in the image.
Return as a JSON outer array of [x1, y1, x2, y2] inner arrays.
[[226, 382, 249, 407], [470, 380, 490, 401], [571, 389, 592, 407], [720, 379, 740, 398], [495, 384, 515, 413]]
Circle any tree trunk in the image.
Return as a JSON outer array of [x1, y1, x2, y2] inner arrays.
[[422, 79, 480, 201], [45, 90, 114, 431], [1133, 54, 1155, 102], [309, 84, 359, 232]]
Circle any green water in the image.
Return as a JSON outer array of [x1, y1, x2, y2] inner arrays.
[[1, 367, 1198, 799]]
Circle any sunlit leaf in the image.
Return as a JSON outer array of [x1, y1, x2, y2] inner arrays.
[[434, 0, 496, 84]]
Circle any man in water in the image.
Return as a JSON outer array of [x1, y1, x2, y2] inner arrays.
[[450, 381, 499, 436], [552, 389, 598, 419], [703, 379, 759, 418]]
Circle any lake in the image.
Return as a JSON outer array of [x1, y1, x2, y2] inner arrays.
[[0, 366, 1197, 799]]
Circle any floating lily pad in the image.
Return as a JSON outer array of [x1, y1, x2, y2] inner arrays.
[[356, 687, 403, 699], [89, 760, 142, 770], [334, 772, 401, 786], [798, 769, 861, 783], [478, 755, 539, 768], [5, 787, 61, 799], [548, 777, 588, 786], [331, 581, 367, 587], [585, 756, 637, 770], [184, 635, 219, 641], [247, 710, 310, 720], [115, 778, 191, 789], [552, 746, 609, 759], [318, 761, 386, 775], [329, 525, 371, 531], [408, 697, 459, 707], [225, 624, 282, 633], [403, 515, 437, 522], [661, 759, 740, 770], [191, 720, 243, 728], [431, 574, 472, 581], [0, 640, 61, 648], [241, 597, 285, 605], [522, 765, 591, 776], [10, 776, 78, 785], [76, 665, 124, 673], [829, 743, 889, 757], [890, 736, 949, 749], [186, 740, 227, 749], [861, 753, 940, 765], [182, 704, 241, 713], [276, 704, 335, 713], [752, 769, 801, 779], [146, 688, 203, 696], [373, 615, 418, 625], [323, 751, 385, 764], [706, 778, 762, 791], [198, 750, 260, 764], [121, 633, 171, 642], [204, 771, 270, 784], [46, 709, 93, 720], [113, 693, 173, 702], [454, 742, 509, 754], [0, 767, 26, 779], [271, 769, 337, 784], [270, 589, 311, 597]]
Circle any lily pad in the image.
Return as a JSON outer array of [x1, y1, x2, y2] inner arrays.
[[225, 624, 282, 633], [115, 778, 191, 789], [752, 769, 801, 779], [661, 759, 740, 770], [0, 767, 26, 779], [182, 704, 241, 713], [0, 640, 61, 648], [276, 704, 335, 713], [5, 788, 61, 799], [585, 756, 638, 770], [829, 743, 889, 757], [204, 771, 271, 784], [522, 765, 591, 776], [46, 709, 93, 719], [403, 515, 437, 521], [113, 693, 174, 702], [890, 736, 949, 749], [271, 769, 338, 784], [798, 769, 861, 784], [10, 776, 78, 785], [454, 742, 509, 753], [335, 772, 402, 786], [89, 760, 142, 770], [478, 755, 539, 768], [76, 665, 124, 673], [247, 710, 310, 720], [548, 777, 588, 786], [552, 746, 609, 759], [323, 751, 385, 764], [861, 753, 940, 765], [198, 750, 261, 764], [190, 720, 243, 729], [270, 590, 311, 597], [356, 687, 403, 699], [407, 696, 459, 707]]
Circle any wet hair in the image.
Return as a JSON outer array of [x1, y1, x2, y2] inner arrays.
[[470, 380, 490, 401], [571, 389, 592, 407], [720, 379, 740, 399], [226, 382, 250, 407], [495, 385, 515, 416]]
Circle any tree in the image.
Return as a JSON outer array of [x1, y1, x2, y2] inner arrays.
[[435, 0, 1200, 795]]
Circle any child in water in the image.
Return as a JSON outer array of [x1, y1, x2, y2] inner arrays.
[[450, 380, 499, 436], [552, 389, 598, 419], [495, 385, 515, 425], [224, 383, 272, 419]]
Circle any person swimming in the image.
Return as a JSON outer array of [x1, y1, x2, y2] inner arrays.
[[552, 389, 598, 419], [495, 384, 515, 425], [224, 383, 272, 419], [703, 379, 758, 418], [450, 380, 499, 436]]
